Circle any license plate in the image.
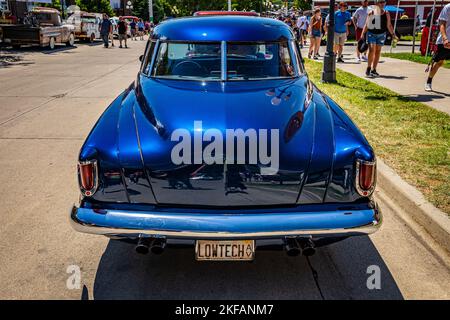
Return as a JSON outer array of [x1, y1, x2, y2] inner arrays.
[[195, 240, 255, 261]]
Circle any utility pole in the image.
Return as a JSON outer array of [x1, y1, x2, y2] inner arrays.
[[228, 0, 231, 11], [321, 0, 336, 83], [61, 0, 65, 19], [148, 0, 153, 22]]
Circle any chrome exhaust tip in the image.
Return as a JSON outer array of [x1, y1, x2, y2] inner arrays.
[[298, 238, 316, 256], [285, 237, 301, 256]]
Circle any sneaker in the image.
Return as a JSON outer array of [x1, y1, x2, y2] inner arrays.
[[337, 57, 344, 63], [308, 53, 312, 59], [365, 68, 372, 78], [313, 55, 319, 60], [425, 82, 432, 91], [370, 70, 380, 77], [357, 57, 361, 63], [361, 55, 368, 62], [119, 45, 123, 48]]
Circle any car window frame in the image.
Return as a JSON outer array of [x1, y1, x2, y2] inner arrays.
[[140, 39, 158, 75], [141, 39, 302, 81]]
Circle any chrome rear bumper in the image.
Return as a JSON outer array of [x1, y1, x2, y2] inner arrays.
[[70, 203, 382, 239]]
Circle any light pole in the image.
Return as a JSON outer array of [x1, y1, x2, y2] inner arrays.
[[321, 0, 336, 83], [228, 0, 231, 11], [148, 0, 153, 22], [126, 0, 133, 13]]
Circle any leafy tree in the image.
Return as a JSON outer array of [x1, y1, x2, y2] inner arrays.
[[293, 0, 311, 11], [75, 0, 114, 16]]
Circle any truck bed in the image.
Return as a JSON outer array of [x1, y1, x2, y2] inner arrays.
[[2, 25, 40, 44]]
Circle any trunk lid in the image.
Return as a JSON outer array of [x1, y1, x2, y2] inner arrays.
[[132, 76, 325, 207]]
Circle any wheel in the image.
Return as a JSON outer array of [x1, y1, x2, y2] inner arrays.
[[66, 33, 75, 46], [48, 37, 56, 50], [89, 33, 95, 43]]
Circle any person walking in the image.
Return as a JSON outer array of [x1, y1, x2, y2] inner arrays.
[[425, 3, 450, 91], [308, 8, 323, 59], [324, 2, 339, 35], [109, 19, 115, 47], [129, 19, 137, 41], [117, 16, 128, 49], [138, 19, 145, 40], [352, 0, 369, 62], [334, 2, 352, 63], [297, 12, 309, 48], [361, 0, 397, 77], [99, 13, 112, 48]]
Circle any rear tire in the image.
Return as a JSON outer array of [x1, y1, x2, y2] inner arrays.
[[66, 33, 75, 46], [48, 37, 56, 50]]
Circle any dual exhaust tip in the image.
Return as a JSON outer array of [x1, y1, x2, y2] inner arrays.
[[285, 237, 316, 257], [135, 236, 315, 256], [135, 237, 166, 255]]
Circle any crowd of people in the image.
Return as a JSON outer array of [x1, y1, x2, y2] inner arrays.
[[282, 0, 397, 73], [98, 14, 154, 49], [280, 0, 448, 90], [94, 1, 449, 92]]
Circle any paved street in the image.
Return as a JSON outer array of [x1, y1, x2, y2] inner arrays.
[[0, 41, 449, 299]]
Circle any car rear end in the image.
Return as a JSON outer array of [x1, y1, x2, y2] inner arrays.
[[2, 25, 41, 46]]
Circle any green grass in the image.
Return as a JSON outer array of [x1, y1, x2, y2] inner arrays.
[[305, 59, 450, 213], [381, 52, 450, 69]]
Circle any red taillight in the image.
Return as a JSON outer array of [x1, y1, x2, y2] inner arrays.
[[355, 159, 376, 197], [78, 160, 98, 197]]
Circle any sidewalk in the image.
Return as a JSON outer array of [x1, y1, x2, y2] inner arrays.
[[302, 45, 450, 116]]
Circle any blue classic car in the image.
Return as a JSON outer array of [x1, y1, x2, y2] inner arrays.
[[70, 14, 381, 260]]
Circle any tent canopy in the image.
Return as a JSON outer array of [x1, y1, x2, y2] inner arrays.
[[384, 5, 405, 13]]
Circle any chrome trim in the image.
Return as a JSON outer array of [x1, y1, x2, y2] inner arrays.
[[221, 40, 227, 81], [355, 158, 377, 197], [77, 159, 99, 197], [70, 204, 382, 239]]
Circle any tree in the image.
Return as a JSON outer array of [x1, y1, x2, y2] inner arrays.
[[293, 0, 311, 11], [75, 0, 114, 16]]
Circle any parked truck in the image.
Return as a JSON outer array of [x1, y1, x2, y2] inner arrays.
[[65, 11, 101, 43], [1, 7, 74, 50]]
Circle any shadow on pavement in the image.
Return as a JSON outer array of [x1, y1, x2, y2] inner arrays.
[[406, 93, 448, 102], [376, 75, 407, 80], [91, 236, 403, 300]]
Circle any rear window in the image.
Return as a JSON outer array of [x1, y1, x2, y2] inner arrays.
[[81, 17, 97, 23], [152, 42, 221, 80], [148, 41, 298, 81], [226, 42, 295, 80]]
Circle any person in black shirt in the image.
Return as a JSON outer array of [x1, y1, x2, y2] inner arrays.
[[118, 16, 128, 48], [360, 0, 397, 77], [99, 13, 112, 48]]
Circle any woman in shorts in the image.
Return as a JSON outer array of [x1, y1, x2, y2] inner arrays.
[[360, 0, 397, 77], [308, 8, 323, 59]]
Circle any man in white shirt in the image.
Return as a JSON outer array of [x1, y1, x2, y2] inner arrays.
[[352, 0, 369, 61], [297, 13, 309, 47], [425, 3, 450, 91]]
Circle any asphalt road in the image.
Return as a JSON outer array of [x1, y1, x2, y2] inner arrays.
[[0, 40, 449, 300]]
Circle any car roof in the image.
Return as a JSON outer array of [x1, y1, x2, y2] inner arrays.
[[151, 16, 293, 42], [193, 11, 259, 17]]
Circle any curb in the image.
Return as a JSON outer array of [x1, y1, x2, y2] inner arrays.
[[377, 159, 450, 252]]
